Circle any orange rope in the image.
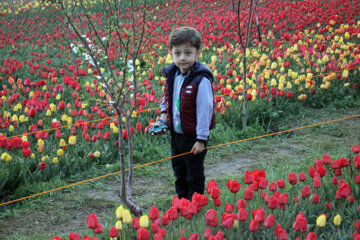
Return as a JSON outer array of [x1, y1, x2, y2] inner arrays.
[[1, 113, 359, 207]]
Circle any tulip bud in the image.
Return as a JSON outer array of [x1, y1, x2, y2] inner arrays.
[[316, 214, 326, 227], [139, 215, 149, 228], [334, 214, 341, 226]]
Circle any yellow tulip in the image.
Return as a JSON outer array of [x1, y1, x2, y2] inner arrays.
[[38, 139, 44, 147], [344, 83, 350, 87], [21, 135, 28, 142], [113, 126, 119, 134], [116, 205, 125, 219], [316, 214, 326, 227], [334, 214, 341, 226], [139, 215, 149, 228], [123, 209, 132, 224], [53, 157, 58, 164], [233, 220, 238, 229], [1, 153, 11, 162], [115, 221, 123, 231], [93, 151, 101, 158], [57, 149, 64, 157], [19, 115, 25, 123], [344, 32, 349, 39], [31, 153, 35, 159], [342, 70, 349, 78], [8, 125, 14, 132], [41, 156, 47, 162], [68, 136, 76, 145], [298, 94, 307, 101], [59, 139, 66, 147]]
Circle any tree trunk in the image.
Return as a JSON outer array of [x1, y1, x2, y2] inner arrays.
[[242, 51, 248, 129]]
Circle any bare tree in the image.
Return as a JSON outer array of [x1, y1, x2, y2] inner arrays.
[[59, 0, 147, 216], [236, 0, 260, 129]]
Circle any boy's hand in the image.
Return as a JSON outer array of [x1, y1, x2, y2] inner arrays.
[[191, 141, 205, 155]]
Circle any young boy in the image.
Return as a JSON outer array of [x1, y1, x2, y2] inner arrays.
[[158, 27, 215, 200]]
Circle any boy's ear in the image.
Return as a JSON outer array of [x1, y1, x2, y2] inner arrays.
[[196, 50, 201, 59]]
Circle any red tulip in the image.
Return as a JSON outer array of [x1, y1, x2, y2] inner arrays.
[[210, 186, 221, 199], [221, 213, 235, 229], [279, 193, 288, 210], [224, 203, 234, 213], [213, 197, 222, 207], [288, 172, 297, 185], [22, 148, 31, 158], [252, 208, 266, 223], [238, 208, 248, 221], [203, 228, 212, 239], [58, 100, 65, 110], [323, 154, 332, 164], [69, 233, 81, 240], [277, 179, 285, 188], [340, 157, 349, 167], [137, 228, 149, 240], [206, 179, 217, 194], [149, 206, 159, 221], [168, 207, 178, 221], [188, 233, 199, 240], [258, 178, 268, 189], [278, 229, 288, 240], [236, 199, 246, 210], [38, 162, 46, 170], [244, 171, 254, 184], [132, 217, 140, 229], [268, 195, 279, 210], [353, 145, 360, 154], [244, 187, 254, 201], [205, 209, 217, 222], [87, 213, 98, 229], [109, 226, 119, 238], [264, 214, 275, 228], [293, 213, 308, 233], [339, 183, 351, 198], [313, 177, 321, 189], [269, 182, 277, 191], [227, 179, 241, 193], [331, 160, 341, 169], [188, 201, 198, 215], [308, 166, 316, 178], [355, 175, 360, 184], [94, 223, 103, 234], [301, 186, 312, 199], [160, 215, 169, 226], [305, 232, 317, 240], [52, 237, 62, 240], [298, 172, 306, 182], [249, 219, 259, 232], [312, 194, 319, 204]]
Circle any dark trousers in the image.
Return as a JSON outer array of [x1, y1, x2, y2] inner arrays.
[[171, 132, 207, 200]]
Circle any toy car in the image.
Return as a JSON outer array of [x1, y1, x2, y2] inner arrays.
[[148, 122, 168, 135]]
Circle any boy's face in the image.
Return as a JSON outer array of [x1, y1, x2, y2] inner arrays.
[[170, 42, 200, 74]]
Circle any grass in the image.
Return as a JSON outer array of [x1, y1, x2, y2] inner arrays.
[[2, 98, 360, 239]]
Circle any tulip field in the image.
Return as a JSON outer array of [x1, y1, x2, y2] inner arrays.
[[0, 0, 360, 239]]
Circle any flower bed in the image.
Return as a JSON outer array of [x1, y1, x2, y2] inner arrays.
[[51, 144, 360, 240]]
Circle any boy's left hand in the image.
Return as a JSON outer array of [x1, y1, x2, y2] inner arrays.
[[191, 141, 205, 155]]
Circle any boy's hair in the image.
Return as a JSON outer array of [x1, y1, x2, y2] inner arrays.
[[169, 27, 202, 50]]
